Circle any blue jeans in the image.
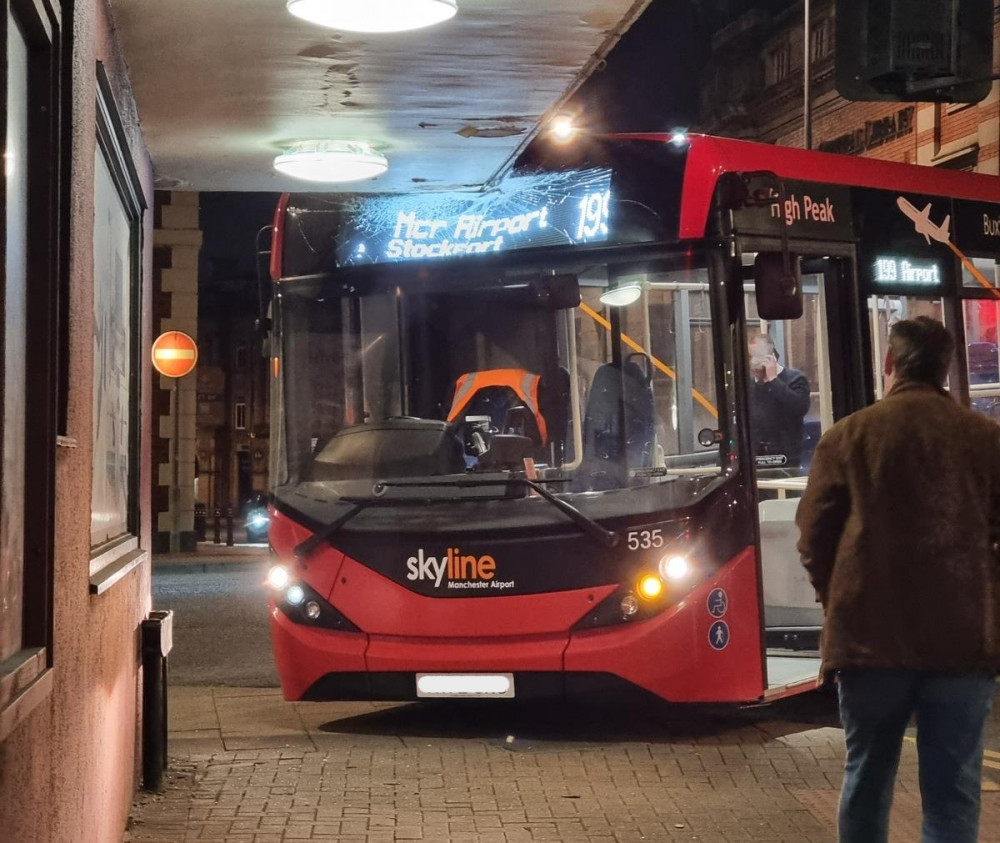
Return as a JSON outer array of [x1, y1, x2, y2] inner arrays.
[[837, 669, 996, 843]]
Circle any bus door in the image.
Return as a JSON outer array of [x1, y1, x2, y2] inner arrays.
[[868, 295, 952, 400], [962, 261, 1000, 422], [741, 247, 862, 693]]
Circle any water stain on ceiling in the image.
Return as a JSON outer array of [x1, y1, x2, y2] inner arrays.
[[108, 0, 653, 193]]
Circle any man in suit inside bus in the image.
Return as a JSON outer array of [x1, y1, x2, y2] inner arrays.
[[747, 333, 811, 467], [796, 316, 1000, 843]]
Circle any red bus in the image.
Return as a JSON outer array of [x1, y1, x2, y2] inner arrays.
[[263, 133, 1000, 704]]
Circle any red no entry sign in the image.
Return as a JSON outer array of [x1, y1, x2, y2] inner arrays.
[[151, 330, 198, 378]]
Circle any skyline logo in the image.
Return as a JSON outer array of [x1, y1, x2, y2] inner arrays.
[[405, 548, 514, 591]]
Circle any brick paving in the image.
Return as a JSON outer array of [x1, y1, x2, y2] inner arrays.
[[123, 687, 1000, 843]]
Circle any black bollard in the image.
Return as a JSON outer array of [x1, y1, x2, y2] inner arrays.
[[141, 610, 173, 792], [194, 504, 206, 542], [226, 506, 234, 547], [213, 507, 221, 544]]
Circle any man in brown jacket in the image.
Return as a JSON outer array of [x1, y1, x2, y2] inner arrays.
[[796, 316, 1000, 843]]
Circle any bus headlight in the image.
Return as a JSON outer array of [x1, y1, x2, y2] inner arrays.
[[659, 554, 690, 581], [267, 565, 291, 590], [637, 573, 664, 600], [269, 575, 360, 632], [620, 593, 639, 618]]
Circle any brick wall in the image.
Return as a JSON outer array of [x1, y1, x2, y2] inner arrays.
[[713, 3, 1000, 177]]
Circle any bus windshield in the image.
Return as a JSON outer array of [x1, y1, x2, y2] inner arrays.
[[274, 252, 724, 509]]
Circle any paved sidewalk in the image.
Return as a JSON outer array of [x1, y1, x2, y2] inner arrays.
[[124, 686, 1000, 843]]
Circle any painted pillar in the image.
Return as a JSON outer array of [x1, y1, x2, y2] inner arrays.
[[152, 191, 201, 552]]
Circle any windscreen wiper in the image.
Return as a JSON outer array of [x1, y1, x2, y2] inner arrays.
[[293, 500, 372, 560], [372, 477, 619, 548], [290, 482, 517, 560]]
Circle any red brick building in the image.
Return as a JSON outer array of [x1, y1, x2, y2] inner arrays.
[[698, 1, 1000, 175]]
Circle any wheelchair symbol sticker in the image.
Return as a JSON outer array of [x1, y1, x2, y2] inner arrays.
[[707, 588, 728, 618], [709, 620, 730, 650]]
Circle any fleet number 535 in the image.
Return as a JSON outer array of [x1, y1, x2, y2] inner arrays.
[[626, 529, 664, 550]]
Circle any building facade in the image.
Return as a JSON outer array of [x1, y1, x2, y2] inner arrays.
[[195, 289, 271, 521], [193, 193, 276, 527], [0, 1, 155, 842], [149, 191, 275, 549], [151, 192, 201, 552], [698, 1, 1000, 176]]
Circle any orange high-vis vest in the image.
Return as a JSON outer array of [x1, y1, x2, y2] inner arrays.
[[446, 368, 548, 445]]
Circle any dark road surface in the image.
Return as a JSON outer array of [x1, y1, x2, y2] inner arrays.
[[152, 566, 279, 687]]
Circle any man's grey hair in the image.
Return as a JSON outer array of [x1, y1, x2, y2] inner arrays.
[[888, 316, 954, 386], [750, 333, 778, 360]]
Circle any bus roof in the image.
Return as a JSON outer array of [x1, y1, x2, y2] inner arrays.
[[640, 133, 1000, 240], [272, 134, 1000, 278]]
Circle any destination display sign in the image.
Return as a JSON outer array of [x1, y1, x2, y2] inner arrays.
[[855, 189, 955, 294], [872, 256, 943, 286], [333, 168, 613, 266], [730, 177, 854, 241]]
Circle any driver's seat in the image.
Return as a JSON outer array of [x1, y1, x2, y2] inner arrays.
[[446, 368, 548, 446]]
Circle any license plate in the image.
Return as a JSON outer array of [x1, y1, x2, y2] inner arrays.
[[415, 673, 515, 698]]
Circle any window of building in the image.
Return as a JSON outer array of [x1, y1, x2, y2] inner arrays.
[[235, 401, 247, 430], [236, 344, 248, 370], [1, 0, 66, 740], [768, 44, 790, 84], [89, 64, 146, 594], [2, 1, 31, 675], [811, 18, 831, 61]]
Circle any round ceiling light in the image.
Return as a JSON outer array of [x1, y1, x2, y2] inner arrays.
[[599, 283, 643, 307], [273, 140, 389, 183], [286, 0, 457, 33]]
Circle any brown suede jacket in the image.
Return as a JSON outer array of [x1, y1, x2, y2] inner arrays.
[[796, 380, 1000, 674]]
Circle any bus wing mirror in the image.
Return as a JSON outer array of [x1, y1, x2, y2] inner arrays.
[[698, 428, 722, 447], [531, 274, 580, 309], [753, 252, 803, 321]]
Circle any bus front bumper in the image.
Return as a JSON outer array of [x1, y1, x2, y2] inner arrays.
[[269, 546, 765, 703]]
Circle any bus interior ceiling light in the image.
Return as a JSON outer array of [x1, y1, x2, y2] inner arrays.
[[273, 141, 388, 183], [599, 282, 642, 307], [286, 0, 457, 33]]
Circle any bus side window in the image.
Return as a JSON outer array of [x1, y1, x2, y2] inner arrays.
[[964, 299, 1000, 423]]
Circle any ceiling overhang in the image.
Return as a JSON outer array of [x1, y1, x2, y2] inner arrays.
[[108, 0, 653, 193]]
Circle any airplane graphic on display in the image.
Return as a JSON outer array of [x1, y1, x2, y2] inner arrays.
[[896, 197, 951, 245]]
